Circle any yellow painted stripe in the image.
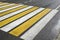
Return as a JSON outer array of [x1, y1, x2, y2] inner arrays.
[[0, 5, 27, 17], [0, 7, 38, 27], [9, 8, 51, 37], [0, 3, 9, 6], [0, 4, 19, 10]]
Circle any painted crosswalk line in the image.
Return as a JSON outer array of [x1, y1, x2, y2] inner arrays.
[[9, 8, 51, 36], [0, 6, 33, 21], [0, 5, 24, 13], [0, 2, 59, 40], [0, 8, 44, 32], [20, 9, 58, 40], [0, 5, 27, 17], [0, 4, 15, 8], [0, 4, 19, 10], [0, 3, 9, 6], [0, 7, 38, 28]]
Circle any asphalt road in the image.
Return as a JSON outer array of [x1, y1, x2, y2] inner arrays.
[[0, 0, 60, 40], [33, 0, 60, 40]]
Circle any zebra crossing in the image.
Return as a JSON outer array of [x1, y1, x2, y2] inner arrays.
[[0, 2, 59, 40]]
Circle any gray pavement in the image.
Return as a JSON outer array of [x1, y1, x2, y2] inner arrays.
[[34, 0, 60, 40], [0, 0, 60, 40], [56, 34, 60, 40]]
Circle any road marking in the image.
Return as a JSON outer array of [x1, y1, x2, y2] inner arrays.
[[0, 6, 33, 21], [0, 5, 25, 16], [0, 4, 19, 10], [0, 4, 15, 8], [0, 3, 9, 6], [0, 7, 38, 28], [9, 8, 51, 37], [0, 5, 24, 13], [20, 9, 58, 40], [0, 8, 44, 32]]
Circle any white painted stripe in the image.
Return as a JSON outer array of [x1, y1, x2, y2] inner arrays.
[[55, 5, 60, 9], [0, 8, 44, 32], [0, 6, 33, 21], [0, 5, 23, 12], [20, 9, 58, 40], [0, 4, 15, 8]]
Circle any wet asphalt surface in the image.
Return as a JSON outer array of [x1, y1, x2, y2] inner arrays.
[[0, 0, 60, 40]]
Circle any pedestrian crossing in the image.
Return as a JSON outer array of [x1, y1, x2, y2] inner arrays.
[[0, 2, 59, 40], [0, 5, 28, 16]]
